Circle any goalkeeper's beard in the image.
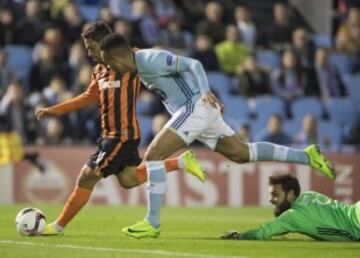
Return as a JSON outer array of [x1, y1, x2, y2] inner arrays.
[[274, 199, 292, 217]]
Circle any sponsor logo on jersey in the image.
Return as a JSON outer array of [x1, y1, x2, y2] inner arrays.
[[99, 79, 122, 90]]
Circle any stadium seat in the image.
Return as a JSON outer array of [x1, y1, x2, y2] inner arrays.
[[283, 119, 302, 136], [330, 53, 353, 76], [222, 95, 249, 120], [4, 44, 33, 81], [318, 120, 342, 148], [254, 96, 286, 123], [291, 97, 324, 120], [256, 49, 281, 70], [343, 75, 360, 105], [207, 71, 231, 98], [326, 97, 359, 127], [138, 115, 153, 146], [311, 33, 333, 48], [249, 118, 266, 138], [79, 5, 99, 21]]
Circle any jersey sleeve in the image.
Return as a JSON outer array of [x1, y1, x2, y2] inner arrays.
[[48, 71, 99, 116], [241, 210, 300, 240], [139, 49, 210, 93], [144, 50, 180, 74]]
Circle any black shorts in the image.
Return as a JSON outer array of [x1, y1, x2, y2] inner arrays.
[[87, 137, 142, 177]]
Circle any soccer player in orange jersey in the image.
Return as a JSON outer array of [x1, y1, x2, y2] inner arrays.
[[35, 22, 205, 235]]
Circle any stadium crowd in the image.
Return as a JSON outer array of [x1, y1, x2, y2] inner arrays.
[[0, 0, 359, 150]]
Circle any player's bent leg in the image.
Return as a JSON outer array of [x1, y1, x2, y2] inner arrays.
[[42, 165, 101, 236], [116, 167, 139, 189], [76, 164, 102, 189], [215, 135, 250, 163], [217, 137, 335, 180], [118, 150, 205, 189], [145, 128, 186, 161], [123, 129, 187, 239]]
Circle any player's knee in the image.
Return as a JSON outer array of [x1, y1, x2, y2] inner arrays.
[[118, 173, 138, 189], [144, 149, 164, 161], [226, 148, 249, 164], [77, 166, 101, 189]]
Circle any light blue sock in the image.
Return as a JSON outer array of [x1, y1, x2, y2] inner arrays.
[[145, 161, 166, 228], [248, 142, 309, 164]]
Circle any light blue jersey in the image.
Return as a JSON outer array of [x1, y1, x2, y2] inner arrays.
[[134, 49, 210, 114]]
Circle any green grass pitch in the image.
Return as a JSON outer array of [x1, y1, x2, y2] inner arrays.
[[1, 204, 359, 258]]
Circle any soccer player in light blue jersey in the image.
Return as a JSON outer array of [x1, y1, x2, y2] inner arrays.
[[99, 33, 335, 239]]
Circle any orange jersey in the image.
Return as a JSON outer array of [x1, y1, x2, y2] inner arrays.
[[49, 64, 141, 141]]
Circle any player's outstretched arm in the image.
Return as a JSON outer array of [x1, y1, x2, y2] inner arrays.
[[221, 212, 298, 240], [35, 108, 58, 121]]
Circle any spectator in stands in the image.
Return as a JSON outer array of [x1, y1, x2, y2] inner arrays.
[[256, 113, 292, 145], [234, 5, 257, 50], [0, 81, 34, 143], [196, 1, 226, 44], [271, 49, 304, 104], [291, 27, 315, 70], [232, 54, 271, 97], [71, 64, 100, 142], [293, 114, 318, 146], [144, 113, 170, 145], [42, 75, 80, 141], [113, 19, 143, 47], [149, 0, 176, 26], [68, 41, 89, 86], [15, 0, 46, 46], [215, 24, 250, 75], [60, 2, 85, 45], [131, 0, 160, 47], [344, 116, 360, 146], [33, 27, 68, 64], [42, 76, 69, 106], [336, 7, 360, 54], [238, 123, 252, 142], [178, 0, 207, 33], [39, 118, 65, 145], [108, 0, 134, 20], [0, 5, 16, 46], [264, 2, 296, 50], [191, 34, 219, 71], [72, 65, 92, 95], [30, 44, 68, 93], [99, 6, 115, 29], [158, 17, 193, 56], [0, 48, 17, 97], [312, 47, 347, 102], [47, 0, 65, 20]]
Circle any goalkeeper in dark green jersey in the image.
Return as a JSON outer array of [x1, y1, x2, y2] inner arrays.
[[222, 174, 360, 241]]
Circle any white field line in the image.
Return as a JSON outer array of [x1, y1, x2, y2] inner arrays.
[[0, 240, 246, 258]]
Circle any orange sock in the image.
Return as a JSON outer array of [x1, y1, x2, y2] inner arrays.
[[136, 158, 180, 185], [56, 186, 92, 228]]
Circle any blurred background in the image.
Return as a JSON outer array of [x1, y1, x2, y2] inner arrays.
[[0, 0, 360, 206]]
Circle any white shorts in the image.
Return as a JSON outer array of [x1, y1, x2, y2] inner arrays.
[[165, 99, 235, 149]]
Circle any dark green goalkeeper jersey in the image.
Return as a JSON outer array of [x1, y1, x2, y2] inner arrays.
[[242, 191, 360, 241]]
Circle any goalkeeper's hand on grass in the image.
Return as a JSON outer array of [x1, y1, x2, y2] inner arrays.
[[221, 230, 242, 240]]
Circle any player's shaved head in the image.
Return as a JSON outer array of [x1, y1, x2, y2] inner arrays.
[[100, 33, 130, 53], [100, 33, 135, 73]]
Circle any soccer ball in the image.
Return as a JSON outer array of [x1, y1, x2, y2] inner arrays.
[[15, 207, 46, 236]]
